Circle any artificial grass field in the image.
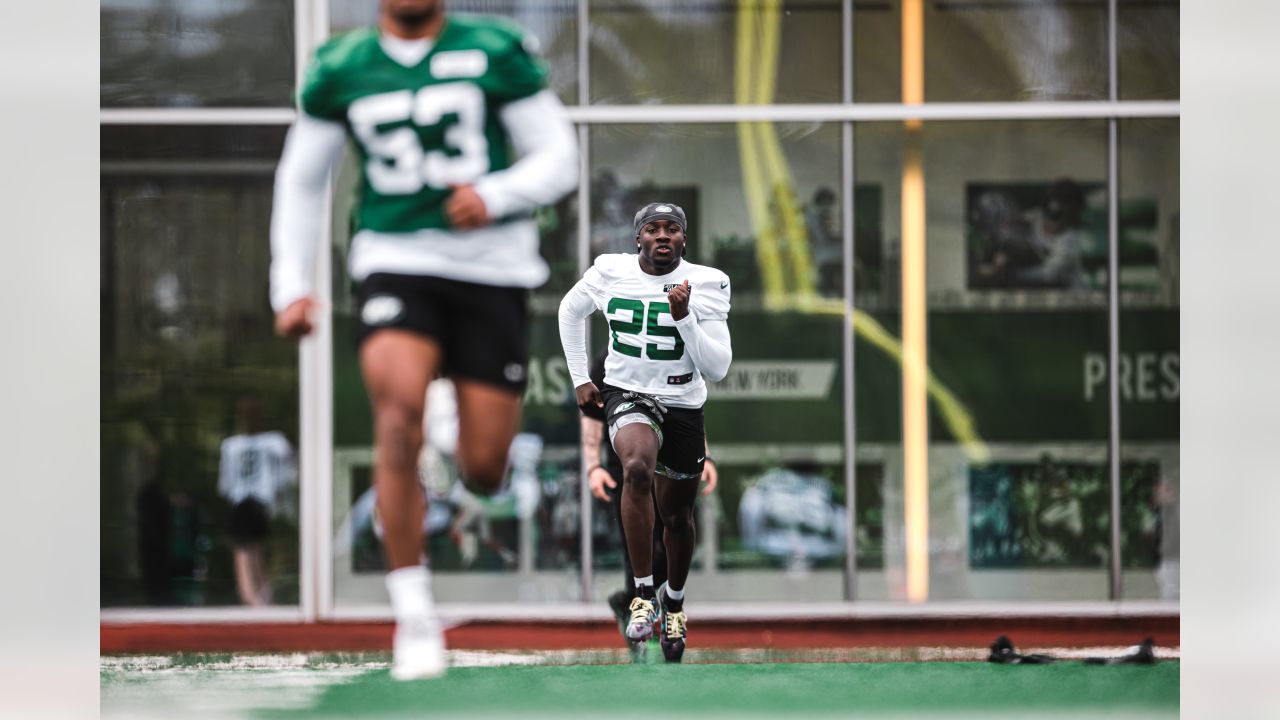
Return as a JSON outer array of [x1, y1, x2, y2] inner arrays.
[[101, 650, 1179, 719]]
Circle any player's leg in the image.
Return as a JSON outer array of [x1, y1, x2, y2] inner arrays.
[[652, 493, 669, 591], [607, 465, 637, 641], [359, 328, 445, 680], [452, 380, 522, 494], [445, 280, 529, 495], [652, 407, 706, 662], [361, 330, 440, 569], [654, 473, 699, 595], [230, 499, 271, 606], [612, 416, 662, 641], [654, 473, 699, 662]]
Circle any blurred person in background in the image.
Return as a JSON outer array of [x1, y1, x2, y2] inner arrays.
[[976, 178, 1087, 289], [269, 0, 578, 680], [580, 348, 717, 659], [217, 398, 297, 607], [560, 202, 732, 663]]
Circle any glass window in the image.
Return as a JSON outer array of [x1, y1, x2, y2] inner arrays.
[[589, 122, 847, 602], [1119, 118, 1178, 599], [328, 157, 584, 606], [1119, 0, 1179, 99], [857, 120, 1112, 600], [853, 0, 902, 103], [101, 126, 298, 608], [589, 0, 843, 105], [101, 0, 295, 108], [330, 0, 581, 105], [856, 0, 1108, 103]]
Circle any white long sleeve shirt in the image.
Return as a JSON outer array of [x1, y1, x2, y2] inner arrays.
[[558, 253, 732, 409]]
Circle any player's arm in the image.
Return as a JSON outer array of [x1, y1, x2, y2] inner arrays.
[[701, 438, 718, 495], [557, 277, 601, 407], [676, 318, 733, 383], [668, 277, 733, 382], [580, 415, 618, 501], [667, 280, 733, 382], [453, 91, 578, 229], [269, 114, 347, 336]]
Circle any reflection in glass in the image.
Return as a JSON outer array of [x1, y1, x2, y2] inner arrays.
[[1119, 0, 1179, 100], [1119, 118, 1178, 599], [590, 0, 842, 105], [856, 120, 1111, 600], [101, 126, 299, 607], [329, 0, 580, 104], [855, 0, 1108, 103], [101, 0, 295, 108], [588, 123, 845, 601]]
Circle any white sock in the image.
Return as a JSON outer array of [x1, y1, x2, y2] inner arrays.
[[634, 575, 654, 591], [386, 565, 435, 621], [665, 585, 685, 602]]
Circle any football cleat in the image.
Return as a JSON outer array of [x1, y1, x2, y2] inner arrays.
[[656, 582, 687, 663], [625, 596, 658, 642], [390, 614, 446, 681]]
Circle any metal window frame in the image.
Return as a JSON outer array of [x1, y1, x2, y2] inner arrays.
[[99, 0, 1176, 620]]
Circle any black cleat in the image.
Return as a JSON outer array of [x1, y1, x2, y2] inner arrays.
[[607, 589, 631, 637], [656, 582, 687, 663]]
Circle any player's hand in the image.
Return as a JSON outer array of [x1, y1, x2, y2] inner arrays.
[[588, 466, 617, 501], [575, 381, 604, 410], [446, 184, 491, 229], [668, 279, 691, 320], [700, 458, 718, 496], [275, 296, 318, 339]]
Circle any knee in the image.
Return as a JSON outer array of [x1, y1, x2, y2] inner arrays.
[[661, 506, 695, 533], [457, 448, 508, 495], [373, 402, 423, 465], [622, 457, 653, 490]]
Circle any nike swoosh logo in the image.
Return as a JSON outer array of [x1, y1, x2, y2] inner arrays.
[[720, 281, 728, 289]]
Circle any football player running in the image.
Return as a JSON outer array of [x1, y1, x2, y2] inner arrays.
[[558, 202, 732, 662], [269, 0, 578, 680]]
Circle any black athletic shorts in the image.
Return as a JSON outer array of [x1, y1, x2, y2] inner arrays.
[[354, 272, 530, 393], [602, 384, 705, 481], [229, 498, 269, 547]]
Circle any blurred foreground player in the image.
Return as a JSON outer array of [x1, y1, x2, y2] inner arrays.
[[270, 0, 577, 679], [559, 202, 732, 661]]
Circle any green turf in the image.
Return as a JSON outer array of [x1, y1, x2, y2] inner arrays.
[[257, 661, 1179, 719]]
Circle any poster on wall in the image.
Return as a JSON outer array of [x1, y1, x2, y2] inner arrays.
[[966, 180, 1160, 291]]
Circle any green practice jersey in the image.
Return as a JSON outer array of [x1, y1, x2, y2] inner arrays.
[[300, 15, 549, 234]]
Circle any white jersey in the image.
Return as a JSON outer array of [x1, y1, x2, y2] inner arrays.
[[218, 432, 297, 515], [572, 253, 731, 408]]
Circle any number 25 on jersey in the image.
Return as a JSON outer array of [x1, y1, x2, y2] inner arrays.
[[607, 298, 684, 361]]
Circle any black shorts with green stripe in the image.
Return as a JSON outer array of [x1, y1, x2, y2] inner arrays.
[[601, 384, 705, 481]]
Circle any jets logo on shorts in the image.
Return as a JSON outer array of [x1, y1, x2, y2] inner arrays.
[[361, 294, 404, 326], [503, 363, 525, 383], [615, 401, 635, 413]]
